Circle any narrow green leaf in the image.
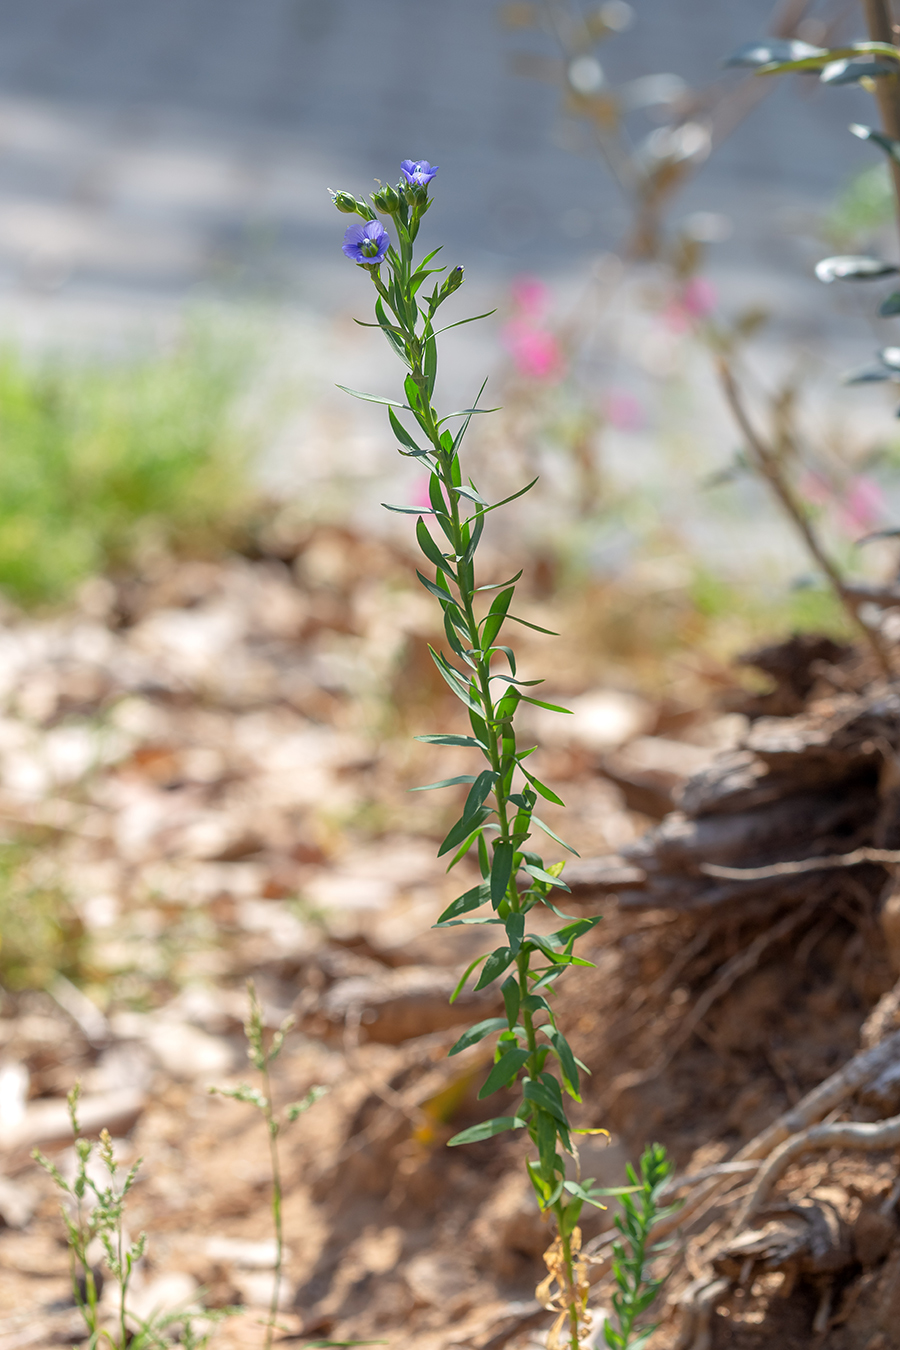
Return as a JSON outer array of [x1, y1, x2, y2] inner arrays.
[[438, 805, 491, 858], [450, 953, 488, 1003], [416, 518, 456, 578], [447, 1115, 526, 1146], [336, 384, 406, 408], [546, 1028, 582, 1099], [505, 910, 524, 952], [416, 569, 457, 606], [436, 882, 491, 925], [523, 863, 570, 891], [410, 775, 478, 792], [389, 406, 423, 453], [523, 1076, 569, 1126], [448, 1017, 508, 1056], [464, 769, 497, 820], [474, 945, 516, 991], [519, 695, 572, 715], [520, 767, 565, 807], [491, 842, 515, 905], [382, 502, 436, 515], [415, 733, 486, 748], [477, 1047, 530, 1099], [507, 614, 559, 636], [455, 484, 488, 506], [433, 309, 497, 337], [501, 975, 520, 1028]]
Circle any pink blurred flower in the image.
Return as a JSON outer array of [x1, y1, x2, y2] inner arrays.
[[412, 478, 433, 510], [662, 276, 717, 332], [510, 275, 549, 317], [604, 389, 645, 432], [839, 474, 885, 536], [503, 319, 563, 380], [682, 276, 717, 318]]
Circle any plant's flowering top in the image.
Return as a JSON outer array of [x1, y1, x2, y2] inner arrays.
[[400, 159, 438, 187], [342, 220, 390, 265]]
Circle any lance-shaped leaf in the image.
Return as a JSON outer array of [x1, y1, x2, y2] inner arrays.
[[415, 732, 487, 749], [416, 518, 457, 579], [474, 944, 517, 991], [477, 1046, 531, 1099], [490, 841, 515, 906], [821, 57, 900, 84], [519, 765, 565, 807], [756, 41, 900, 74], [851, 122, 900, 165], [544, 1027, 582, 1099], [447, 1115, 527, 1146], [815, 254, 898, 283], [844, 363, 896, 385], [531, 813, 580, 855], [448, 1016, 508, 1056], [506, 613, 559, 635], [410, 774, 478, 792], [523, 1077, 569, 1127], [438, 805, 491, 858], [389, 406, 424, 454], [882, 292, 900, 316], [429, 648, 485, 715], [482, 586, 516, 650], [723, 38, 826, 68], [436, 882, 491, 925], [383, 502, 437, 515], [523, 862, 570, 891], [336, 384, 407, 407], [501, 975, 520, 1027]]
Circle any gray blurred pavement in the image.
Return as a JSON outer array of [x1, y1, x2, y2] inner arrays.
[[0, 0, 880, 323]]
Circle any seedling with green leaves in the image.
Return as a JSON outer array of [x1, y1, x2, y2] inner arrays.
[[602, 1144, 676, 1350], [210, 981, 327, 1350], [34, 1084, 146, 1350]]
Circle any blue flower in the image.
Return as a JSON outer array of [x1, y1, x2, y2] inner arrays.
[[400, 159, 438, 187], [342, 220, 390, 265]]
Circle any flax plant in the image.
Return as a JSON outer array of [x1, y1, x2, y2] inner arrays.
[[331, 160, 613, 1349]]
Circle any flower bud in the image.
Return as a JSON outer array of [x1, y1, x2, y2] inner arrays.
[[402, 180, 429, 209], [371, 183, 401, 213], [329, 190, 375, 220], [439, 265, 464, 299]]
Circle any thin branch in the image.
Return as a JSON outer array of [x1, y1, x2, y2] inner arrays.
[[701, 844, 900, 881], [863, 0, 900, 245], [716, 354, 894, 677]]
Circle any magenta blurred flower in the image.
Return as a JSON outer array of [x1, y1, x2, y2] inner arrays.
[[604, 390, 645, 432], [662, 276, 718, 331], [840, 475, 885, 536], [510, 275, 549, 317], [400, 159, 438, 186], [682, 276, 717, 318], [342, 220, 390, 264], [503, 320, 563, 380]]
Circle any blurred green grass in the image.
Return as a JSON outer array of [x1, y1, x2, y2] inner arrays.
[[0, 323, 258, 606]]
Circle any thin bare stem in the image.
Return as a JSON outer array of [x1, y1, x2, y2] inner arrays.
[[863, 0, 900, 243], [716, 354, 894, 677]]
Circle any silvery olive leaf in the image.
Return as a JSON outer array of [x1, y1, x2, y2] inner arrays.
[[815, 255, 899, 282], [843, 364, 895, 384], [850, 123, 900, 163], [724, 39, 826, 69], [821, 57, 899, 84]]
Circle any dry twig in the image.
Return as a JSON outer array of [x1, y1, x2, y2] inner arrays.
[[701, 846, 900, 882]]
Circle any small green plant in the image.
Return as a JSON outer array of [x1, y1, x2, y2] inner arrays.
[[0, 323, 257, 606], [210, 981, 327, 1350], [33, 1084, 146, 1350], [602, 1144, 675, 1350], [330, 161, 673, 1348]]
